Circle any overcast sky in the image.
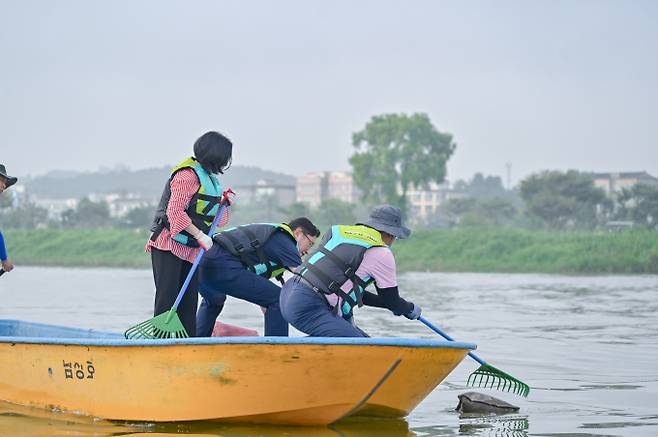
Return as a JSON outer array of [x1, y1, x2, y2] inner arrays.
[[1, 0, 656, 186]]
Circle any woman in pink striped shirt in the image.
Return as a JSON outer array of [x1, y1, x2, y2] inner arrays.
[[146, 131, 233, 336]]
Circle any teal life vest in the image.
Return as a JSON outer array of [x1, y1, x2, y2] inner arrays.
[[213, 223, 296, 282], [150, 157, 223, 248], [299, 225, 386, 319]]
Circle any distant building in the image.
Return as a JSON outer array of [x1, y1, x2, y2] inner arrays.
[[296, 171, 360, 207], [406, 182, 465, 224], [92, 193, 154, 218], [326, 172, 359, 204], [233, 179, 296, 207], [30, 192, 154, 220], [31, 196, 79, 220], [592, 171, 658, 198], [296, 173, 324, 207]]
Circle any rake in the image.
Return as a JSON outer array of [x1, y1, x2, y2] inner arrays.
[[419, 316, 530, 397], [125, 202, 228, 340]]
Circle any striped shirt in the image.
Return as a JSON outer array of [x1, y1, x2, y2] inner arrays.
[[145, 168, 225, 264]]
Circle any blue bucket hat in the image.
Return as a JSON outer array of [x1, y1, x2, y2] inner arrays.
[[0, 164, 17, 188], [359, 204, 411, 239]]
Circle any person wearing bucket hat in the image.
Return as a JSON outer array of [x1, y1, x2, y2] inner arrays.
[[0, 165, 18, 190], [0, 164, 18, 275], [280, 204, 422, 337], [361, 204, 412, 239]]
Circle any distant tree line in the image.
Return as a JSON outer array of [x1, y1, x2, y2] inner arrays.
[[348, 112, 658, 231], [3, 111, 658, 233], [0, 194, 363, 234], [3, 170, 657, 234], [0, 196, 156, 230], [437, 170, 658, 230]]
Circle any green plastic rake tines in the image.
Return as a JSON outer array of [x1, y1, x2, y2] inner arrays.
[[124, 310, 189, 339], [467, 363, 530, 397]]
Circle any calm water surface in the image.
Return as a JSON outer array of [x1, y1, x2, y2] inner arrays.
[[1, 267, 657, 436]]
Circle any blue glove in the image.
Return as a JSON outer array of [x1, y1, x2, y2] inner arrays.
[[404, 303, 422, 320]]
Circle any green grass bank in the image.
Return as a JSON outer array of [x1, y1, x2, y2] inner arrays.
[[394, 228, 658, 274], [4, 228, 658, 274], [5, 229, 152, 269]]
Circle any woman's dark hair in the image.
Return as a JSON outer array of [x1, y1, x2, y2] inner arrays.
[[288, 217, 321, 237], [193, 131, 233, 174]]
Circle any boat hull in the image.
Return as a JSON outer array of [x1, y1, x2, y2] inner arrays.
[[0, 320, 475, 425], [357, 345, 467, 418]]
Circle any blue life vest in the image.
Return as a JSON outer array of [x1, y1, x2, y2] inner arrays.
[[299, 225, 386, 319]]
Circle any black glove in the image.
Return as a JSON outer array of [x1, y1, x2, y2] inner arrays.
[[404, 303, 422, 320]]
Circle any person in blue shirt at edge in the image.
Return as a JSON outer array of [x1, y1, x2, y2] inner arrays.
[[279, 205, 422, 337], [196, 217, 321, 337], [0, 164, 18, 275]]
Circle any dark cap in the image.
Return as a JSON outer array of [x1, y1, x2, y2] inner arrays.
[[0, 164, 17, 188], [359, 204, 411, 239]]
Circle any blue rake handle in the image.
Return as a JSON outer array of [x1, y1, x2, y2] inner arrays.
[[419, 315, 486, 366], [170, 203, 228, 312]]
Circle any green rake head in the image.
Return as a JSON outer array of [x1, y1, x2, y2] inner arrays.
[[467, 363, 530, 397], [124, 309, 189, 339]]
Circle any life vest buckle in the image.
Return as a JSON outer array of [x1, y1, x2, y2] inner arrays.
[[234, 243, 245, 253], [343, 267, 354, 276], [250, 239, 261, 249]]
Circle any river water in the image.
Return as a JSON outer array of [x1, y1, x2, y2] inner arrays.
[[0, 267, 657, 436]]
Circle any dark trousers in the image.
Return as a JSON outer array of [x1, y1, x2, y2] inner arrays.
[[198, 265, 288, 336], [279, 278, 366, 337], [196, 293, 227, 337], [151, 248, 199, 337]]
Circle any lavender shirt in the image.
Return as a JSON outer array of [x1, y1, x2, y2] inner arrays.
[[325, 246, 398, 315]]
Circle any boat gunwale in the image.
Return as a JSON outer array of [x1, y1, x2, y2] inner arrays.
[[0, 319, 476, 350], [0, 335, 476, 349]]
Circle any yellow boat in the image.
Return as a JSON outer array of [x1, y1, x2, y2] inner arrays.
[[0, 319, 475, 426]]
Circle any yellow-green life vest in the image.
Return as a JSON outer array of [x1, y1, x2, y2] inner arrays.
[[299, 225, 386, 319], [150, 157, 223, 248]]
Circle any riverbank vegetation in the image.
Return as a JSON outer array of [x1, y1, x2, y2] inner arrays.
[[394, 228, 658, 274], [5, 228, 657, 274], [3, 113, 658, 274], [5, 229, 152, 269]]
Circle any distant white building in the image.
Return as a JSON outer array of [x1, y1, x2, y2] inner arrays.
[[103, 194, 154, 218], [296, 171, 360, 207], [233, 179, 296, 207], [31, 196, 79, 220], [30, 192, 154, 219], [592, 171, 658, 198], [406, 182, 464, 223]]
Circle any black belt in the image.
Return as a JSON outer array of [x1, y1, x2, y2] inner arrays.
[[296, 276, 326, 294], [295, 276, 337, 312]]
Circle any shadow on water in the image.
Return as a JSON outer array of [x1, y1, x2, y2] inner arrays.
[[457, 415, 529, 437], [408, 413, 530, 437], [0, 400, 414, 437]]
